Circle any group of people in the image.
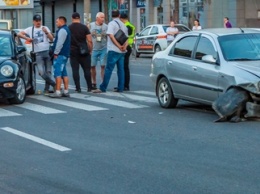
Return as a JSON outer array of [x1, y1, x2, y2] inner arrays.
[[166, 17, 232, 44], [18, 9, 135, 98]]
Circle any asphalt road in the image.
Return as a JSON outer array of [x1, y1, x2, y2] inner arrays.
[[0, 55, 260, 194]]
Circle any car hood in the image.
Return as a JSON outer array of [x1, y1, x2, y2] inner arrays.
[[232, 61, 260, 78], [229, 61, 260, 94]]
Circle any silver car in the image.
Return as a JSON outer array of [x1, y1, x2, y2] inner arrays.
[[150, 28, 260, 118]]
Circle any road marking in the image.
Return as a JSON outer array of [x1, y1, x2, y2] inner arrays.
[[101, 92, 157, 103], [0, 108, 21, 117], [132, 90, 155, 96], [0, 127, 71, 152], [15, 102, 66, 114], [28, 95, 108, 111], [70, 93, 148, 109]]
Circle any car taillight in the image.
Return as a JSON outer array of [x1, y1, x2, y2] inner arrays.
[[157, 35, 167, 39]]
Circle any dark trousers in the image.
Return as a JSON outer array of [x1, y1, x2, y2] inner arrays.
[[124, 45, 132, 89], [70, 52, 92, 90]]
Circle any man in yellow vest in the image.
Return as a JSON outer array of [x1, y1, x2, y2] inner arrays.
[[119, 13, 135, 91]]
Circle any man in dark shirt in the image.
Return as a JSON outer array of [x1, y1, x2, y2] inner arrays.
[[69, 12, 93, 92]]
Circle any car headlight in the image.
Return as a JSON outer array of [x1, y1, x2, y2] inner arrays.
[[1, 65, 14, 77]]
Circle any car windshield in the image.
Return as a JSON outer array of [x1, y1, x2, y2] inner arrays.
[[219, 33, 260, 61], [0, 34, 12, 57]]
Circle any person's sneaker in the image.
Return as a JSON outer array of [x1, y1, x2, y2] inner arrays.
[[75, 88, 81, 93], [124, 87, 130, 91], [92, 89, 103, 93], [43, 90, 49, 96], [113, 88, 123, 92], [49, 91, 62, 98], [62, 92, 70, 97], [92, 84, 97, 90]]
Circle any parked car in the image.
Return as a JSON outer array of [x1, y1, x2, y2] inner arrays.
[[150, 28, 260, 118], [134, 24, 190, 57], [0, 29, 36, 104]]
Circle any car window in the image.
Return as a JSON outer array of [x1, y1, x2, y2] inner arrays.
[[0, 34, 12, 56], [162, 26, 169, 33], [171, 36, 198, 58], [150, 26, 158, 35], [140, 27, 151, 36], [219, 33, 260, 60], [195, 37, 217, 60]]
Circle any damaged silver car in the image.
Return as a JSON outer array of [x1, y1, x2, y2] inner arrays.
[[150, 28, 260, 121]]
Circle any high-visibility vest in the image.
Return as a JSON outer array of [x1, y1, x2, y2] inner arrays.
[[125, 21, 135, 47]]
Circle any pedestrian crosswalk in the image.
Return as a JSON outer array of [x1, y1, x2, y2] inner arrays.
[[0, 90, 157, 117]]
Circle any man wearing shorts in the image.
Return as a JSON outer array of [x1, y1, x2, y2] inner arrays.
[[49, 16, 71, 98], [89, 12, 108, 89]]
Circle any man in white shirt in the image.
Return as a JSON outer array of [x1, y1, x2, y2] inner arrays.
[[18, 14, 55, 95], [166, 21, 179, 45]]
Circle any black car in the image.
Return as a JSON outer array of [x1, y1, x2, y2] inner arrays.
[[0, 29, 36, 104]]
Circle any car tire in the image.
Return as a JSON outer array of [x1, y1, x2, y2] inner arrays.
[[157, 77, 178, 108], [133, 47, 140, 57], [9, 76, 26, 104], [155, 45, 161, 53], [27, 63, 36, 95]]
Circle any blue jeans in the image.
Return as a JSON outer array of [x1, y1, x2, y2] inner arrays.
[[53, 55, 68, 78], [100, 51, 125, 92]]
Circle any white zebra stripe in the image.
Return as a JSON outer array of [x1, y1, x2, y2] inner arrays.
[[15, 102, 66, 114], [70, 93, 148, 109]]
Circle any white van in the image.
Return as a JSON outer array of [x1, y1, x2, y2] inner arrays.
[[0, 20, 13, 30]]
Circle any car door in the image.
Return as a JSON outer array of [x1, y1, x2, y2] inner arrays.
[[188, 35, 220, 103], [14, 33, 30, 86], [135, 26, 152, 53], [166, 35, 199, 98]]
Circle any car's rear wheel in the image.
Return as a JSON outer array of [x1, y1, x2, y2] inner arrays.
[[157, 77, 178, 108], [9, 76, 26, 104], [27, 63, 36, 95], [155, 45, 161, 53]]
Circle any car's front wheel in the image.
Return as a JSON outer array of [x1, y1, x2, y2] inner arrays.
[[133, 45, 140, 57], [9, 76, 26, 104], [157, 77, 178, 108], [155, 45, 161, 53]]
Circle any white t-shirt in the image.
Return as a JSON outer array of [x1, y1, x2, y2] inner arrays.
[[23, 26, 51, 52], [166, 27, 178, 41], [192, 26, 202, 30], [106, 18, 128, 53]]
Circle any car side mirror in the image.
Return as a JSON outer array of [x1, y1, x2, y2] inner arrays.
[[17, 45, 26, 53], [135, 33, 139, 36], [202, 55, 217, 63]]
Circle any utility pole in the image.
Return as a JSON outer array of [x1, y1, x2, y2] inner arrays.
[[84, 0, 91, 25]]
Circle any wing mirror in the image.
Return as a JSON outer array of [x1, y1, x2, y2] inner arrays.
[[202, 55, 217, 63]]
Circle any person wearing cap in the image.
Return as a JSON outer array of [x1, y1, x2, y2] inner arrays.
[[69, 12, 93, 93], [49, 16, 71, 98], [89, 12, 108, 90], [92, 10, 128, 93], [119, 13, 135, 91], [18, 14, 56, 95]]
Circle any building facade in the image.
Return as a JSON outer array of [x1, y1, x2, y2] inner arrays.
[[1, 0, 260, 32]]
